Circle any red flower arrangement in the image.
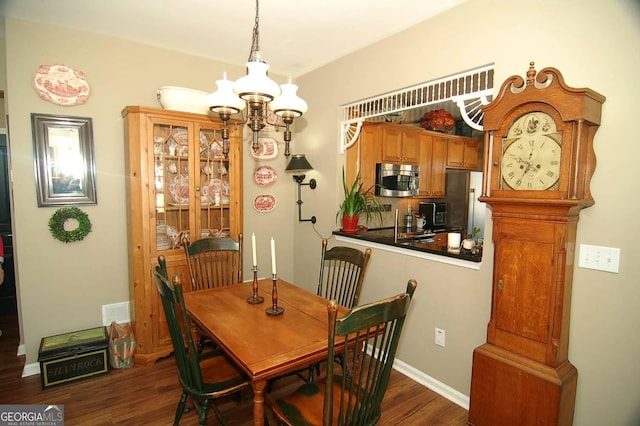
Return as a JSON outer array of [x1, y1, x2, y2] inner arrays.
[[420, 109, 455, 132]]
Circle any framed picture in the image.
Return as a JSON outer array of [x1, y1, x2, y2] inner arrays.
[[31, 113, 97, 206]]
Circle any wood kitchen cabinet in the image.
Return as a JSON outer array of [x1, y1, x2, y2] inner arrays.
[[345, 122, 382, 191], [346, 122, 481, 199], [417, 132, 447, 197], [122, 106, 243, 365], [446, 137, 481, 170], [380, 123, 420, 163]]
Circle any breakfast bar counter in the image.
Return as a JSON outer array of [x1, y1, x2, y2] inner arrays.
[[333, 226, 482, 268]]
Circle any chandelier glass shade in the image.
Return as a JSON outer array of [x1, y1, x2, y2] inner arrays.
[[271, 82, 308, 119], [206, 74, 246, 157], [234, 60, 281, 103], [206, 0, 307, 158], [207, 74, 246, 115]]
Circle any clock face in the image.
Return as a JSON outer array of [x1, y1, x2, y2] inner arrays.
[[500, 112, 562, 190]]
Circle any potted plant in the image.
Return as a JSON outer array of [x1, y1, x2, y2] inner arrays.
[[337, 168, 383, 233]]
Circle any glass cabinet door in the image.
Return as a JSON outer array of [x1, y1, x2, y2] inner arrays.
[[151, 120, 234, 252], [197, 125, 232, 240], [153, 122, 192, 251]]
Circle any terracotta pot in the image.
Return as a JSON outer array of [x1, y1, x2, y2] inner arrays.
[[341, 214, 359, 233]]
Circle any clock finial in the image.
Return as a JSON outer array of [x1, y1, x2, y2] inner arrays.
[[526, 62, 537, 86]]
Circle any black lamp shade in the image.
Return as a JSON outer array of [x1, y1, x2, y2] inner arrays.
[[285, 154, 313, 174]]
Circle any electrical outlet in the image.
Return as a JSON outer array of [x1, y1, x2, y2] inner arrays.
[[373, 204, 392, 212], [578, 244, 620, 273], [435, 328, 445, 347]]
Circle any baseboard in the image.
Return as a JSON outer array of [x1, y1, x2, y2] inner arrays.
[[17, 343, 25, 356], [20, 349, 469, 409], [393, 358, 470, 410], [22, 362, 40, 378]]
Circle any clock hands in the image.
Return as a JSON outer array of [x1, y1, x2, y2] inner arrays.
[[515, 161, 532, 187]]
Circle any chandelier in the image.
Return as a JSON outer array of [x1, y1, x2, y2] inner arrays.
[[207, 0, 307, 158]]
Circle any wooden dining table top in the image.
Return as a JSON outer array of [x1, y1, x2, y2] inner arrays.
[[183, 278, 346, 382]]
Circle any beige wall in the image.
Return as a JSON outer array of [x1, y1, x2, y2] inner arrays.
[[3, 18, 296, 367], [3, 0, 640, 424], [293, 0, 640, 425], [1, 33, 6, 126]]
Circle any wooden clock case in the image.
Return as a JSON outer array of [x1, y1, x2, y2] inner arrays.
[[468, 63, 605, 426]]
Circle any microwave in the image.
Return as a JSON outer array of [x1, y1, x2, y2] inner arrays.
[[375, 163, 420, 197]]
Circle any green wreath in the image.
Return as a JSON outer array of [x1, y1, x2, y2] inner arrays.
[[48, 207, 92, 243]]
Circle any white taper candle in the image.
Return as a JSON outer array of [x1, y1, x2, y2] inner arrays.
[[271, 237, 277, 275], [252, 232, 257, 267]]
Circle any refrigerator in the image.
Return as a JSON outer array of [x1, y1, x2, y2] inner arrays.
[[442, 170, 485, 239]]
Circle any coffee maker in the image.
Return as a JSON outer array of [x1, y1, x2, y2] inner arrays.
[[418, 202, 447, 230]]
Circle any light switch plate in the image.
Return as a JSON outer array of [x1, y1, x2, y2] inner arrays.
[[578, 244, 620, 273], [435, 328, 445, 347]]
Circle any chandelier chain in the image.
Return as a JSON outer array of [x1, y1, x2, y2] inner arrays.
[[208, 0, 305, 158], [249, 0, 260, 61]]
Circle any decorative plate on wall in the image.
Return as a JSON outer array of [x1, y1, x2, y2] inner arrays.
[[249, 137, 278, 161], [253, 166, 278, 187], [32, 64, 91, 106], [253, 194, 276, 212]]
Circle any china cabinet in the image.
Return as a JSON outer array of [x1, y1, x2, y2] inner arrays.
[[122, 106, 243, 365]]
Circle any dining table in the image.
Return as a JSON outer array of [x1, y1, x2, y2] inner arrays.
[[183, 278, 347, 426]]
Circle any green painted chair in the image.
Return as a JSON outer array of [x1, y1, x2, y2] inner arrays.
[[183, 234, 242, 352], [153, 255, 249, 426], [306, 240, 373, 382], [271, 279, 417, 426], [183, 234, 243, 291], [269, 240, 373, 389], [317, 239, 372, 310]]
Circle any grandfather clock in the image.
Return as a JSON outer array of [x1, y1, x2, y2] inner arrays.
[[468, 63, 605, 425]]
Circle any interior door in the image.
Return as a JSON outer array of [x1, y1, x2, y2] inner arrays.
[[0, 132, 16, 314]]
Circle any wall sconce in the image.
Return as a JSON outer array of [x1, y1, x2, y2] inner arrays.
[[285, 154, 317, 224]]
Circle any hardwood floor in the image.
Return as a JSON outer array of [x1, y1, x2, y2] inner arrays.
[[0, 313, 468, 425]]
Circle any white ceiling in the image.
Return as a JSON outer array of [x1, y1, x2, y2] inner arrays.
[[0, 0, 468, 77]]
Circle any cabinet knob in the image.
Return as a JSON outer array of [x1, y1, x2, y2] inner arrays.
[[196, 186, 201, 192], [493, 161, 499, 166], [498, 279, 504, 292]]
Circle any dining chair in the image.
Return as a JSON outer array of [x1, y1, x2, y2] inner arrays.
[[268, 240, 373, 390], [183, 234, 242, 352], [270, 279, 418, 426], [183, 233, 243, 291], [317, 239, 372, 309], [308, 240, 372, 381], [153, 255, 250, 426]]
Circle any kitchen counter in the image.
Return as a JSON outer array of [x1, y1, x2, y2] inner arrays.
[[332, 226, 483, 264]]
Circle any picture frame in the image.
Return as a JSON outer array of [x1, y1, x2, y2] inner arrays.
[[31, 113, 97, 206]]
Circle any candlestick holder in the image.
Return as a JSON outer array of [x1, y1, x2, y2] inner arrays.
[[247, 267, 264, 304], [265, 274, 284, 316]]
